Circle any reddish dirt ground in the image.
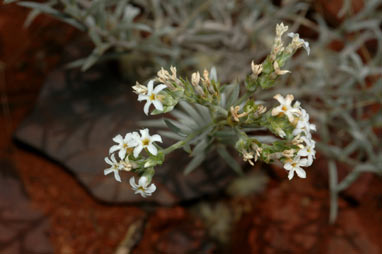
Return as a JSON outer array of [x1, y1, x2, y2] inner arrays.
[[1, 2, 381, 254]]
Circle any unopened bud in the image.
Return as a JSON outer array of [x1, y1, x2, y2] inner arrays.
[[132, 82, 148, 94], [251, 61, 263, 76]]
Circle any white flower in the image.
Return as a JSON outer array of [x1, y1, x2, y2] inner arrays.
[[297, 137, 316, 166], [287, 32, 310, 55], [133, 129, 162, 158], [284, 156, 308, 180], [129, 176, 156, 197], [109, 132, 140, 160], [104, 154, 123, 182], [272, 94, 301, 123], [137, 80, 167, 115], [292, 109, 316, 137]]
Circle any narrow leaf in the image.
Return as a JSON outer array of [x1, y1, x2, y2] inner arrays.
[[217, 145, 243, 175]]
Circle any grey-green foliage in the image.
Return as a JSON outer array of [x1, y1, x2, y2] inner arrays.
[[5, 0, 382, 222], [6, 0, 310, 80]]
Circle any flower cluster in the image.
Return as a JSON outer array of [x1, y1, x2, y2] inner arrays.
[[104, 128, 162, 197], [272, 94, 316, 180], [105, 23, 316, 198]]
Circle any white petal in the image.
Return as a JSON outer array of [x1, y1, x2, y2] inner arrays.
[[285, 111, 295, 123], [104, 157, 113, 165], [303, 41, 310, 55], [153, 84, 167, 93], [111, 153, 117, 163], [118, 149, 126, 160], [109, 145, 120, 154], [138, 176, 148, 187], [284, 163, 293, 171], [138, 94, 149, 101], [272, 107, 282, 116], [151, 134, 162, 143], [147, 80, 154, 93], [128, 132, 140, 147], [147, 143, 158, 155], [288, 170, 294, 180], [143, 101, 151, 115], [146, 183, 156, 193], [152, 100, 163, 111], [140, 128, 149, 138], [273, 94, 285, 104], [299, 158, 309, 166], [298, 149, 308, 157], [113, 134, 123, 144], [104, 168, 113, 175], [133, 145, 143, 158], [285, 94, 294, 105], [113, 171, 122, 182], [135, 189, 147, 198], [287, 32, 297, 38], [296, 167, 306, 178], [129, 177, 138, 189]]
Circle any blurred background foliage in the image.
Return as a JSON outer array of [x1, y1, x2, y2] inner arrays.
[[4, 0, 382, 223]]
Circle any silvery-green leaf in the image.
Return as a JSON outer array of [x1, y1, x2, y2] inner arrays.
[[164, 119, 187, 137], [138, 119, 166, 128], [217, 145, 243, 175], [123, 4, 140, 22], [170, 110, 197, 131], [191, 138, 207, 156], [184, 154, 205, 175], [223, 83, 240, 108], [178, 101, 205, 124], [24, 9, 41, 27], [18, 2, 85, 30], [158, 131, 183, 141]]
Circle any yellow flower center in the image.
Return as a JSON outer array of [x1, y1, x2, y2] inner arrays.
[[282, 106, 287, 111], [142, 138, 150, 146], [149, 93, 156, 101], [126, 147, 134, 154]]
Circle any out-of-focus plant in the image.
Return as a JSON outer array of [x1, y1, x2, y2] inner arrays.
[[104, 24, 317, 198], [3, 0, 314, 81]]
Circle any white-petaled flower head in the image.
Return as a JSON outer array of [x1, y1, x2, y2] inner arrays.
[[109, 132, 140, 160], [137, 80, 167, 115], [272, 94, 301, 123], [297, 136, 316, 166], [104, 154, 123, 182], [129, 176, 156, 197], [292, 108, 316, 137], [283, 156, 308, 180], [133, 128, 162, 158], [287, 32, 310, 55]]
